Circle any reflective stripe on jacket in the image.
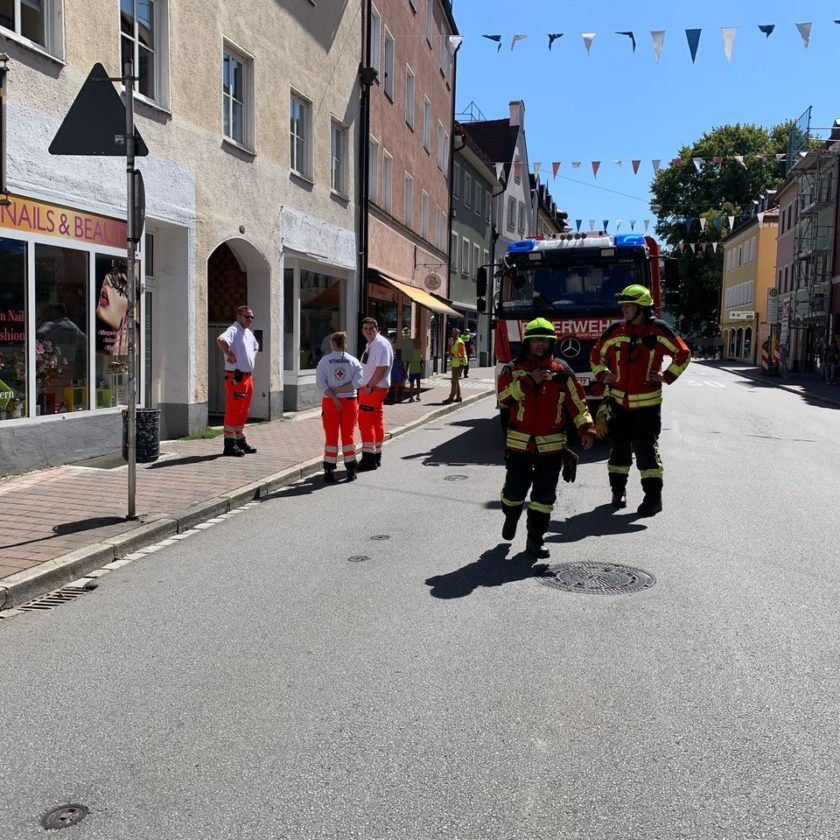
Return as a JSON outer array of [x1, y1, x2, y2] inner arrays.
[[590, 318, 690, 410]]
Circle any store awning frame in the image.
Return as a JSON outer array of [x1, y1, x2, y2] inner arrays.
[[370, 267, 460, 317]]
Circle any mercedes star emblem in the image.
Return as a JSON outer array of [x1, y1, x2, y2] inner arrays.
[[558, 337, 582, 358]]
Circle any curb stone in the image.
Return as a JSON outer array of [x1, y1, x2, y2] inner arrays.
[[0, 390, 493, 614]]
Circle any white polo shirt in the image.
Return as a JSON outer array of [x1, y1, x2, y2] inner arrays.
[[362, 332, 394, 389], [219, 322, 259, 372]]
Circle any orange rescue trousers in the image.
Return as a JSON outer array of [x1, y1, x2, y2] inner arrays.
[[223, 373, 253, 440], [358, 387, 388, 457], [321, 397, 359, 465]]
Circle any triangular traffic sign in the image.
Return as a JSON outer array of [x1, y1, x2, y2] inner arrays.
[[49, 63, 148, 156]]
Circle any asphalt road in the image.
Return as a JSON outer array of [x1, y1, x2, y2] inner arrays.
[[2, 363, 839, 839]]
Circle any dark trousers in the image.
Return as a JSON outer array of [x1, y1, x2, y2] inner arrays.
[[501, 451, 562, 537], [608, 405, 663, 493]]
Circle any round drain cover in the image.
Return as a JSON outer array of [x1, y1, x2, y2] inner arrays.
[[42, 805, 90, 830], [444, 474, 468, 481], [538, 562, 655, 594], [370, 534, 390, 541], [347, 555, 370, 563]]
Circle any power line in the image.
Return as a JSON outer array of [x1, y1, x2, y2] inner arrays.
[[553, 173, 651, 203]]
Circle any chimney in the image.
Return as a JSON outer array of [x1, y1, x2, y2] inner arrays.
[[509, 100, 525, 128]]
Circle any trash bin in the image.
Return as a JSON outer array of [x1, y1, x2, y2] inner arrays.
[[122, 408, 161, 463]]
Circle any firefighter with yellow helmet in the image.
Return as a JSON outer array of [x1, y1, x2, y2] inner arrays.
[[497, 317, 595, 558], [590, 284, 690, 516]]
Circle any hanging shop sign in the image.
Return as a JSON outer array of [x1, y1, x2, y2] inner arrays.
[[728, 310, 755, 321], [0, 195, 126, 248]]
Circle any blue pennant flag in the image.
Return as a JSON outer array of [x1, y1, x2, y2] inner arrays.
[[758, 25, 776, 38], [482, 34, 502, 52], [548, 33, 563, 50], [616, 31, 636, 52], [685, 29, 702, 63]]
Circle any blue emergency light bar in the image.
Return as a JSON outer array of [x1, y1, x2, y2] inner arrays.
[[507, 240, 536, 252], [614, 234, 646, 248]]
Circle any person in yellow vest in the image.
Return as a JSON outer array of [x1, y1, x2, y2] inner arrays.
[[443, 327, 466, 404]]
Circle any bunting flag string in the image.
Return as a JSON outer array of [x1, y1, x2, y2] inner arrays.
[[476, 21, 826, 60]]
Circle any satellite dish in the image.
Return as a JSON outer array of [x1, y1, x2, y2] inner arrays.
[[424, 273, 442, 291]]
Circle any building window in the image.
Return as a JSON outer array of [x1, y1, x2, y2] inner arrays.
[[222, 44, 253, 149], [518, 201, 525, 233], [464, 172, 472, 208], [0, 0, 62, 57], [435, 124, 445, 171], [474, 182, 481, 216], [434, 206, 442, 250], [290, 92, 312, 178], [369, 4, 381, 72], [425, 0, 433, 45], [485, 189, 492, 221], [483, 248, 489, 269], [382, 151, 393, 213], [423, 98, 431, 152], [404, 173, 413, 227], [369, 137, 379, 204], [439, 30, 450, 80], [473, 244, 480, 279], [383, 28, 395, 99], [421, 191, 429, 239], [453, 163, 460, 198], [404, 66, 415, 128], [330, 120, 348, 195], [120, 0, 169, 105], [450, 232, 458, 273], [506, 196, 516, 232], [461, 238, 470, 277]]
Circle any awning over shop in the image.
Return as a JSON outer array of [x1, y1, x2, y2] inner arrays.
[[370, 267, 460, 317]]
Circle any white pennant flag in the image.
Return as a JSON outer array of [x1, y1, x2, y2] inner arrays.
[[613, 160, 623, 167], [651, 31, 666, 62], [700, 218, 707, 231], [582, 33, 596, 54], [652, 159, 662, 174], [796, 22, 812, 49], [721, 27, 737, 63], [644, 220, 650, 232], [571, 161, 582, 169], [495, 162, 504, 181], [776, 154, 787, 162], [448, 35, 464, 52], [589, 219, 596, 231], [734, 155, 746, 168], [534, 162, 542, 177], [616, 220, 623, 231], [689, 243, 696, 253], [693, 158, 705, 172], [511, 34, 528, 51], [728, 215, 735, 228], [757, 211, 765, 224], [712, 242, 718, 253]]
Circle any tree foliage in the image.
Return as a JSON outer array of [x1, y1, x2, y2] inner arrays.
[[650, 122, 792, 334]]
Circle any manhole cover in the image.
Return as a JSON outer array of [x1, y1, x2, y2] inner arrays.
[[537, 562, 655, 594], [370, 534, 390, 541], [42, 804, 90, 830], [347, 555, 370, 563], [444, 474, 468, 481]]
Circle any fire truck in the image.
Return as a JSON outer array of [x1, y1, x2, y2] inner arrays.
[[477, 232, 663, 408]]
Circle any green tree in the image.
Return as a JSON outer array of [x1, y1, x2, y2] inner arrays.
[[651, 122, 792, 335]]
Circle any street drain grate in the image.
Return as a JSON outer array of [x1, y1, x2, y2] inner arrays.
[[370, 534, 390, 541], [444, 474, 469, 481], [41, 804, 90, 830], [14, 585, 96, 613], [347, 555, 370, 562], [537, 562, 655, 594]]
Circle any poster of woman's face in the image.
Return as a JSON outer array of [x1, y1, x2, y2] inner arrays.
[[95, 258, 139, 358]]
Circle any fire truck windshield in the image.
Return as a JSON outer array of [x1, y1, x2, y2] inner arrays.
[[499, 259, 647, 315]]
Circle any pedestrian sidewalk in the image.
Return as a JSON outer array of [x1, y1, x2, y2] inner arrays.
[[705, 360, 840, 408], [0, 368, 496, 611]]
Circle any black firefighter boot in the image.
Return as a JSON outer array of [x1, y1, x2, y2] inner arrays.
[[501, 505, 523, 541], [374, 452, 382, 469], [323, 463, 336, 483], [357, 453, 377, 472], [236, 436, 257, 454], [345, 461, 358, 482], [637, 478, 663, 517], [525, 510, 551, 560], [223, 438, 245, 457], [610, 475, 628, 509]]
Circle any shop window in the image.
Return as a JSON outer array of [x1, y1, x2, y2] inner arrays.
[[0, 238, 27, 421], [300, 269, 342, 370], [35, 245, 89, 415], [94, 254, 141, 409], [283, 268, 295, 371]]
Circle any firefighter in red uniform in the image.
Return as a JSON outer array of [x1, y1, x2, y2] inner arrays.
[[498, 318, 595, 559], [590, 284, 690, 516]]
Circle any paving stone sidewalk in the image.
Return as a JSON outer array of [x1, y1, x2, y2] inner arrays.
[[0, 370, 495, 609], [709, 360, 840, 409]]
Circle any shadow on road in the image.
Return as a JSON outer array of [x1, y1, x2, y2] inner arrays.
[[425, 543, 547, 599], [260, 475, 346, 500], [547, 504, 647, 543], [403, 417, 506, 467]]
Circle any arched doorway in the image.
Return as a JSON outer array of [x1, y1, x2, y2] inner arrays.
[[207, 238, 272, 421]]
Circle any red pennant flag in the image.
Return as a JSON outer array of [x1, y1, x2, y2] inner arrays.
[[513, 161, 522, 180], [552, 161, 561, 179], [671, 157, 682, 168], [591, 161, 601, 179], [632, 160, 641, 174], [713, 156, 724, 166]]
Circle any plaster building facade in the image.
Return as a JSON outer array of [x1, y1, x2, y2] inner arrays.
[[0, 0, 361, 475], [362, 0, 459, 371]]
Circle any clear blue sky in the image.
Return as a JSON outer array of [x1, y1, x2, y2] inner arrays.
[[452, 0, 837, 234]]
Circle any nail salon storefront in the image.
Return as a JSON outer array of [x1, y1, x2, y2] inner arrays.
[[0, 194, 148, 475]]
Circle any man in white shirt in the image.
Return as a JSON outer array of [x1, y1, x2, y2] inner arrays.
[[216, 305, 259, 457], [357, 316, 394, 471]]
